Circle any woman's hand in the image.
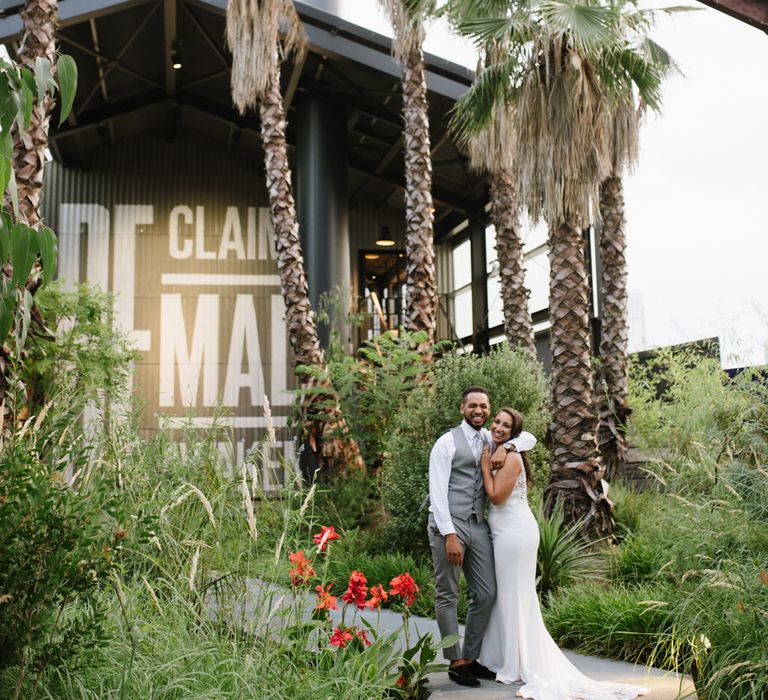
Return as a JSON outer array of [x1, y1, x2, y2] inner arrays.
[[480, 443, 492, 471], [490, 444, 509, 470]]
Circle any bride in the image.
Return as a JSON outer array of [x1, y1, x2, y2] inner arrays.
[[477, 408, 649, 700]]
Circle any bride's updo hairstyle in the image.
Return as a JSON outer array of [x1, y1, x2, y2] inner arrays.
[[498, 407, 533, 487]]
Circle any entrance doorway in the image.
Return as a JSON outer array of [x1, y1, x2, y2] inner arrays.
[[359, 249, 406, 339]]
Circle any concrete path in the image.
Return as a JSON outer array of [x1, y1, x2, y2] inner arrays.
[[224, 579, 697, 699], [344, 607, 696, 700]]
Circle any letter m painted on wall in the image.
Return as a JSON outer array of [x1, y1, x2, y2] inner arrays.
[[159, 294, 219, 407]]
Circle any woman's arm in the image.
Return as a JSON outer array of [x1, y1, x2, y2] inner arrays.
[[481, 445, 523, 505]]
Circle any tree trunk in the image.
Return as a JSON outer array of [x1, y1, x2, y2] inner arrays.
[[545, 221, 613, 539], [490, 168, 536, 357], [400, 46, 436, 348], [596, 175, 631, 479], [258, 67, 363, 476], [13, 0, 58, 226], [1, 0, 59, 436]]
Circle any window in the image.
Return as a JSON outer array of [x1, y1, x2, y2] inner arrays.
[[451, 238, 473, 339]]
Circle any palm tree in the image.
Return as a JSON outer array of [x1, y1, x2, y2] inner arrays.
[[12, 0, 58, 228], [452, 0, 669, 538], [597, 40, 675, 478], [226, 0, 363, 476], [378, 0, 438, 347], [446, 31, 536, 357]]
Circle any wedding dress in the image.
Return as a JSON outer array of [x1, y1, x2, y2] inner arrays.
[[479, 468, 650, 700]]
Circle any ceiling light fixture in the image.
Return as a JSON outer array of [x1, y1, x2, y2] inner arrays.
[[364, 253, 380, 260], [375, 225, 395, 247], [171, 50, 182, 70]]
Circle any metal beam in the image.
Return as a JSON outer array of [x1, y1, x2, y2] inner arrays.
[[0, 0, 156, 39], [697, 0, 768, 32], [163, 0, 177, 96], [349, 157, 477, 213], [283, 52, 306, 112], [89, 18, 109, 103], [179, 0, 229, 67]]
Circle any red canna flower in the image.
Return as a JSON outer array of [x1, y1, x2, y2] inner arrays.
[[389, 572, 420, 607], [312, 525, 340, 552], [315, 583, 338, 611], [288, 550, 315, 586], [364, 583, 389, 610], [330, 626, 354, 648], [355, 628, 372, 647], [342, 570, 368, 609]]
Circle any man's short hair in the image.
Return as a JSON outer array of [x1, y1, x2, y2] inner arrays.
[[462, 386, 490, 402]]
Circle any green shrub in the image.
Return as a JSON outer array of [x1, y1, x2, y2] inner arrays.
[[312, 469, 380, 531], [535, 500, 605, 598], [379, 345, 549, 552], [24, 282, 138, 410], [542, 583, 679, 665], [0, 409, 120, 695]]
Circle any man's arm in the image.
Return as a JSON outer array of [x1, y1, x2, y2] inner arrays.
[[428, 433, 456, 536], [490, 430, 537, 469], [508, 430, 536, 452]]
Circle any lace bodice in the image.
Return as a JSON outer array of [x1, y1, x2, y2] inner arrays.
[[490, 465, 528, 511]]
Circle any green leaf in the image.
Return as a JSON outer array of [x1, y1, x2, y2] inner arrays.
[[11, 223, 36, 287], [36, 225, 57, 288], [20, 76, 33, 129], [0, 212, 10, 263], [15, 287, 32, 350], [34, 57, 52, 104], [56, 55, 78, 126], [0, 278, 14, 343], [6, 165, 19, 217], [0, 153, 10, 199]]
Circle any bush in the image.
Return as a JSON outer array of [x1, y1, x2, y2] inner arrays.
[[379, 345, 549, 552], [24, 282, 138, 410], [534, 500, 605, 598], [542, 582, 679, 665], [0, 409, 120, 696]]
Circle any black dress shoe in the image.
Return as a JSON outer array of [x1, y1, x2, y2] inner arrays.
[[467, 660, 496, 680], [448, 664, 481, 687]]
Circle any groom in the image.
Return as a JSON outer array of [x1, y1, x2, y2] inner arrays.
[[427, 386, 536, 687]]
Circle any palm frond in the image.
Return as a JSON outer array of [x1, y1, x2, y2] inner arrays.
[[378, 0, 434, 62], [450, 57, 521, 140], [539, 0, 620, 54], [226, 0, 306, 114]]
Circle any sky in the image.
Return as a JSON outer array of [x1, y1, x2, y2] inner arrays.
[[327, 0, 768, 368]]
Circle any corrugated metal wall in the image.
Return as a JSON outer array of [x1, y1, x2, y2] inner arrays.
[[42, 130, 296, 476]]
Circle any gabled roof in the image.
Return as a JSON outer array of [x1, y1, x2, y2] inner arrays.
[[0, 0, 487, 238]]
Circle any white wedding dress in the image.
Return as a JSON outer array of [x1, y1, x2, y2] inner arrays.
[[479, 468, 650, 700]]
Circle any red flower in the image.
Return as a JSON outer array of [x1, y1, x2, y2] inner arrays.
[[288, 550, 315, 586], [330, 626, 354, 648], [396, 674, 408, 688], [315, 583, 338, 611], [313, 525, 340, 552], [389, 572, 420, 607], [364, 583, 389, 610], [355, 628, 372, 647], [341, 570, 368, 609]]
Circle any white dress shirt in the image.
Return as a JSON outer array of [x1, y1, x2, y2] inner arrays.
[[428, 421, 537, 536]]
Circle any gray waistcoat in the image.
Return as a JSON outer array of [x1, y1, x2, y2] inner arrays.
[[447, 426, 486, 522]]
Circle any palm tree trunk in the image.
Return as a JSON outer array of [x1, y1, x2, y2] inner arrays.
[[13, 0, 58, 227], [490, 168, 536, 357], [597, 175, 631, 479], [400, 46, 437, 347], [545, 221, 613, 539], [1, 0, 58, 436], [259, 66, 363, 476]]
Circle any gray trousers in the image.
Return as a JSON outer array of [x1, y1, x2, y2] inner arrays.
[[427, 513, 496, 660]]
